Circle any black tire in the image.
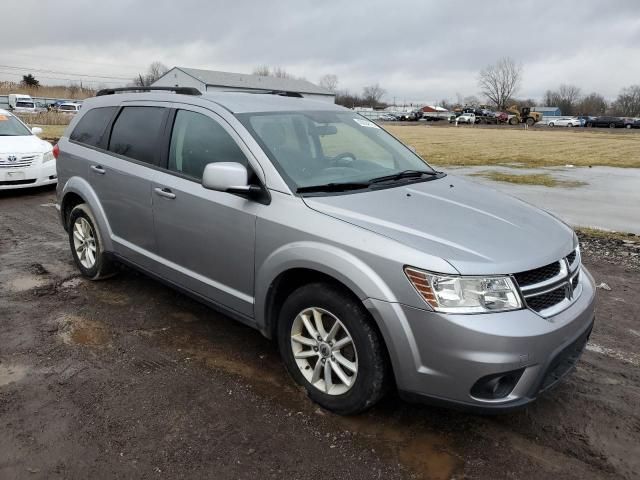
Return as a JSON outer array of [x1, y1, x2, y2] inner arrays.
[[525, 117, 535, 126], [277, 283, 389, 415], [68, 204, 116, 280], [609, 122, 616, 128], [548, 122, 554, 127]]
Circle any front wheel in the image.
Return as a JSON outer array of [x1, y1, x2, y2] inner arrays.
[[277, 283, 389, 415], [609, 123, 616, 128], [68, 204, 116, 280]]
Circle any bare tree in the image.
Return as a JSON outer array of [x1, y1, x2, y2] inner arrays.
[[544, 84, 582, 115], [133, 61, 169, 87], [578, 92, 607, 116], [319, 74, 338, 92], [611, 85, 640, 116], [253, 65, 271, 77], [253, 65, 293, 79], [478, 57, 522, 110], [362, 84, 386, 106]]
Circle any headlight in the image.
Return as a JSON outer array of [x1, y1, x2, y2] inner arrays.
[[405, 267, 522, 314], [42, 151, 55, 163]]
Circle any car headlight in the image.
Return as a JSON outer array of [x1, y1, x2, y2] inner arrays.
[[42, 151, 55, 163], [405, 267, 522, 313]]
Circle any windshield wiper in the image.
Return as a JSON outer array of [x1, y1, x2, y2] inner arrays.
[[367, 169, 441, 185], [296, 182, 371, 194]]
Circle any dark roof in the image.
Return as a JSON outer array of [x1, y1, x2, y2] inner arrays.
[[160, 67, 333, 96]]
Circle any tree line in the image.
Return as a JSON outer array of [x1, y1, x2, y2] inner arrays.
[[14, 60, 640, 117]]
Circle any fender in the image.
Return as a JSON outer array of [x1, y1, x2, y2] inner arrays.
[[254, 241, 399, 329], [61, 176, 114, 252]]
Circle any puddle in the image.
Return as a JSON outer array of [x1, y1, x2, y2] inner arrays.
[[0, 363, 29, 387], [338, 416, 459, 480], [5, 275, 49, 292], [58, 315, 110, 347], [92, 289, 131, 306]]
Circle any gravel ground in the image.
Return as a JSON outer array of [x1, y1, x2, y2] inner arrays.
[[1, 186, 639, 480]]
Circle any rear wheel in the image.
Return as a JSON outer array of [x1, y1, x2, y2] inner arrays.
[[277, 283, 389, 415], [525, 117, 535, 126], [626, 124, 632, 129], [548, 122, 555, 127], [609, 122, 616, 128], [68, 204, 116, 280]]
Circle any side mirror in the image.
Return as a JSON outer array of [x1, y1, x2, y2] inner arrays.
[[32, 127, 43, 136], [202, 162, 259, 195]]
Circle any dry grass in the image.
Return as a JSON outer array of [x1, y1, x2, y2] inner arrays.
[[576, 227, 639, 243], [38, 124, 67, 140], [0, 82, 95, 100], [16, 111, 74, 126], [386, 125, 640, 168], [470, 171, 587, 188]]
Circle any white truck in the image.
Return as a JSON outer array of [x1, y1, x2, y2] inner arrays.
[[8, 94, 37, 113]]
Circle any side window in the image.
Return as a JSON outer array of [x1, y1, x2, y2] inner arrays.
[[108, 107, 166, 164], [168, 110, 248, 180], [69, 106, 117, 148]]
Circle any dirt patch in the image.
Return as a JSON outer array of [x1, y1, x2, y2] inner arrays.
[[0, 364, 28, 387], [4, 274, 49, 292], [58, 315, 110, 347]]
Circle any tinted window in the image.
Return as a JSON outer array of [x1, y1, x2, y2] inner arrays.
[[70, 106, 117, 147], [168, 110, 247, 180], [109, 107, 166, 164]]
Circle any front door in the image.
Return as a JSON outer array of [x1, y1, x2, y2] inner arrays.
[[151, 107, 258, 317]]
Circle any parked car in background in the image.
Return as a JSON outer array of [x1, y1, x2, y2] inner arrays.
[[8, 94, 37, 113], [377, 113, 398, 122], [628, 118, 640, 129], [548, 117, 581, 127], [585, 116, 625, 128], [0, 109, 56, 190], [55, 87, 596, 415], [57, 103, 82, 114], [456, 112, 476, 124]]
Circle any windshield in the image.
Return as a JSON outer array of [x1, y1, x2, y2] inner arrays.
[[0, 113, 32, 136], [16, 101, 35, 108], [238, 111, 436, 191]]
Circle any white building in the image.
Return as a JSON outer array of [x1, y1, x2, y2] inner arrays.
[[152, 67, 335, 103]]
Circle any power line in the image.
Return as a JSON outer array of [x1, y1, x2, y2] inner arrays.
[[2, 51, 144, 71], [0, 70, 124, 85], [0, 63, 132, 81]]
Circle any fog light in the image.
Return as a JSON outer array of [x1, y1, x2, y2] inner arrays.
[[470, 368, 524, 400]]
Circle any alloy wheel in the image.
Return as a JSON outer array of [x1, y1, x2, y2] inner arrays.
[[72, 217, 97, 269], [290, 307, 358, 395]]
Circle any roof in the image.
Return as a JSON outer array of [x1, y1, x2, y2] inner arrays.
[[201, 91, 343, 113], [533, 106, 561, 112], [162, 67, 333, 96], [80, 90, 346, 114]]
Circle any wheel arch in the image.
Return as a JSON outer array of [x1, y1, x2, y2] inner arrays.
[[60, 177, 113, 251]]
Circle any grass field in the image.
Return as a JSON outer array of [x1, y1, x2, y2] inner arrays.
[[39, 124, 67, 140], [470, 171, 587, 188], [386, 125, 640, 168]]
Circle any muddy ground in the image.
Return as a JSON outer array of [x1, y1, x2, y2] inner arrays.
[[1, 186, 638, 480]]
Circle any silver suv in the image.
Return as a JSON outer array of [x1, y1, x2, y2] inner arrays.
[[56, 87, 595, 415]]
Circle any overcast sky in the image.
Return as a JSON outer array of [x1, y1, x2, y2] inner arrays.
[[2, 0, 640, 104]]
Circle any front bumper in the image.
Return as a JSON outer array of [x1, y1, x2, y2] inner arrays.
[[0, 161, 57, 190], [365, 267, 596, 412]]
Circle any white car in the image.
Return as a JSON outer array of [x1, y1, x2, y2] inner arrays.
[[548, 117, 581, 127], [0, 109, 56, 190], [456, 112, 476, 124], [57, 102, 82, 114]]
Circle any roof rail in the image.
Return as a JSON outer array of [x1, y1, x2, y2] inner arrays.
[[96, 86, 202, 97], [263, 90, 304, 98]]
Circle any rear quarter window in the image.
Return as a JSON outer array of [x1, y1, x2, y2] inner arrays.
[[70, 106, 117, 148], [108, 107, 166, 165]]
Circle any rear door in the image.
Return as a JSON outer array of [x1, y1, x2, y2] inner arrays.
[[151, 105, 259, 317], [91, 103, 169, 267]]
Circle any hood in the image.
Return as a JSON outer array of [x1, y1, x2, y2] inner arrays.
[[0, 135, 52, 155], [303, 175, 575, 275]]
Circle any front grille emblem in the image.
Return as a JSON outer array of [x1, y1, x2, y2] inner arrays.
[[7, 155, 17, 162]]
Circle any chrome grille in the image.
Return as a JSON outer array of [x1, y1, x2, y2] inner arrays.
[[0, 154, 38, 169], [513, 247, 582, 317]]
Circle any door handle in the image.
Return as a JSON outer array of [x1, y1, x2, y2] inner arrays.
[[90, 165, 106, 174], [154, 187, 176, 199]]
